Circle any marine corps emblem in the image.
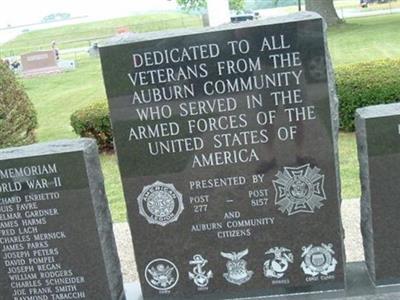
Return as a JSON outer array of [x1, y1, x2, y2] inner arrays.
[[137, 181, 184, 226], [263, 247, 294, 279], [273, 164, 326, 216], [145, 258, 179, 291], [188, 254, 213, 289], [301, 243, 337, 277], [221, 249, 253, 286]]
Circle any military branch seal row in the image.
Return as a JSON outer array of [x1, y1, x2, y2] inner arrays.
[[144, 244, 338, 293]]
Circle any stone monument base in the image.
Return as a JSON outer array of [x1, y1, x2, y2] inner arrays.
[[124, 262, 400, 300]]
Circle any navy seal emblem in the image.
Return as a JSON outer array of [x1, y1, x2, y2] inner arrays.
[[273, 164, 326, 216], [188, 254, 213, 290], [138, 181, 184, 226], [301, 243, 337, 277]]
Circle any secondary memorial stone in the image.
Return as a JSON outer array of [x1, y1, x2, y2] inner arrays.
[[0, 139, 125, 300], [100, 12, 345, 299], [356, 103, 400, 287], [20, 50, 62, 77]]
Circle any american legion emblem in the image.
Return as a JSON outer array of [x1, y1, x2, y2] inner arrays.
[[138, 181, 184, 226], [273, 164, 326, 216], [221, 249, 254, 286], [301, 243, 337, 277]]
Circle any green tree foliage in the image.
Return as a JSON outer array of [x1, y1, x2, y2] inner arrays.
[[0, 61, 37, 148]]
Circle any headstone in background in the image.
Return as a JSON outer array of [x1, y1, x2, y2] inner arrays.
[[57, 59, 76, 71], [100, 12, 345, 299], [20, 50, 62, 76], [0, 139, 125, 300], [356, 103, 400, 286]]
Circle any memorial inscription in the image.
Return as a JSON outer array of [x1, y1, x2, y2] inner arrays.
[[0, 139, 125, 300], [356, 103, 400, 286], [100, 12, 345, 299]]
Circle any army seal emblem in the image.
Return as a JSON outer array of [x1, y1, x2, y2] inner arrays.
[[188, 254, 213, 289], [145, 258, 179, 291], [273, 164, 326, 216], [264, 247, 294, 279], [137, 181, 184, 226], [221, 249, 253, 286], [301, 243, 337, 277]]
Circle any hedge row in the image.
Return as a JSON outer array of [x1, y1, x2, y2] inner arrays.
[[336, 59, 400, 131], [0, 61, 37, 148], [71, 59, 400, 151]]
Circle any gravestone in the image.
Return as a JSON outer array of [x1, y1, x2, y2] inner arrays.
[[100, 12, 345, 299], [20, 50, 62, 76], [356, 103, 400, 286], [0, 139, 125, 300]]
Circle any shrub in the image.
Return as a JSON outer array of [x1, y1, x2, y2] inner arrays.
[[70, 101, 113, 152], [0, 61, 37, 148], [337, 59, 400, 131]]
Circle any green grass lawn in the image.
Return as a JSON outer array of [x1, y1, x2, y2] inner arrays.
[[328, 14, 400, 65], [1, 12, 202, 57], [16, 13, 400, 222]]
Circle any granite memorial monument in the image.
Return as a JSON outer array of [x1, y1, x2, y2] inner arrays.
[[100, 12, 345, 299], [0, 139, 125, 300], [356, 103, 400, 287]]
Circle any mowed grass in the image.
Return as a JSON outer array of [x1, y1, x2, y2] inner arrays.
[[18, 13, 400, 221], [1, 12, 202, 56], [328, 14, 400, 65]]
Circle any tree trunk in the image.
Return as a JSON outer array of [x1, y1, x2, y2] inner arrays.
[[305, 0, 342, 26]]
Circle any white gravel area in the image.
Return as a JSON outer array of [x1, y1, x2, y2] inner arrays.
[[113, 198, 364, 283]]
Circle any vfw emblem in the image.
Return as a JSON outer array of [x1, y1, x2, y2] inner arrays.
[[273, 164, 326, 216], [145, 258, 179, 291], [264, 247, 294, 279], [188, 254, 213, 289], [301, 243, 337, 277], [137, 181, 184, 226], [221, 249, 253, 286]]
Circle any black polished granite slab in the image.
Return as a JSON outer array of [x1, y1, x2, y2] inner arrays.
[[0, 139, 125, 300], [356, 103, 400, 287], [100, 12, 345, 299]]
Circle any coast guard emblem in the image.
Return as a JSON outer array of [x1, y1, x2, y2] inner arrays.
[[301, 243, 337, 277], [221, 249, 253, 286], [273, 164, 326, 216], [138, 181, 184, 226]]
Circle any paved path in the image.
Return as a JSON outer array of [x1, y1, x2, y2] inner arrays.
[[114, 198, 364, 283]]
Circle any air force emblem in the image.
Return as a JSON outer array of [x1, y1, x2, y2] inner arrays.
[[221, 249, 253, 286], [301, 243, 337, 277], [138, 181, 184, 226], [273, 164, 326, 216]]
